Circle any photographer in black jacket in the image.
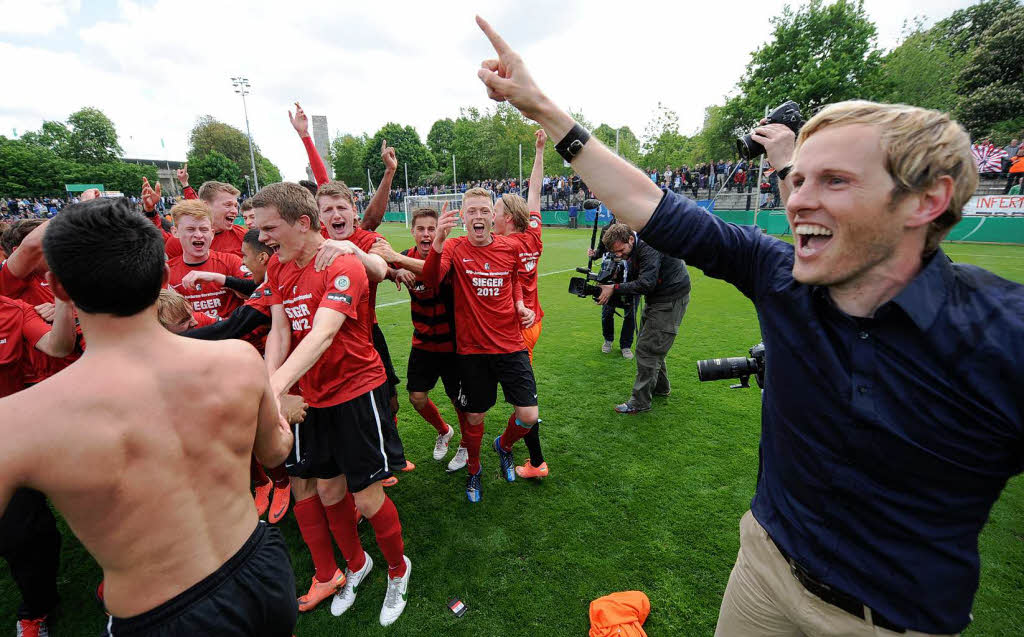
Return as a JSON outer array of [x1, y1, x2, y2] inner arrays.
[[588, 216, 638, 358], [597, 223, 690, 414]]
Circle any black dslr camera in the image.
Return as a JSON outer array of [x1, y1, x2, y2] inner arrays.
[[736, 100, 805, 160], [697, 343, 765, 389], [568, 199, 631, 310]]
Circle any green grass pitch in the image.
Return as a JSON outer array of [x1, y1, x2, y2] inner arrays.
[[2, 226, 1022, 635]]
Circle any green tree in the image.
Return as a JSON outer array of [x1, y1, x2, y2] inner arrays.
[[257, 156, 282, 186], [869, 20, 963, 112], [20, 107, 123, 164], [186, 150, 243, 191], [640, 103, 695, 169], [0, 137, 156, 197], [593, 124, 641, 164], [330, 133, 368, 186], [935, 0, 1020, 57], [427, 119, 455, 167], [720, 0, 883, 144], [954, 4, 1024, 136], [364, 123, 435, 186]]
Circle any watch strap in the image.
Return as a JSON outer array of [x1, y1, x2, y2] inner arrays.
[[554, 124, 591, 163]]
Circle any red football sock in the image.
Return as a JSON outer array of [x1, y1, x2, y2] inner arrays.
[[369, 496, 407, 578], [250, 455, 269, 486], [265, 464, 290, 489], [464, 421, 483, 474], [324, 492, 367, 573], [415, 399, 449, 435], [500, 413, 534, 451], [292, 495, 339, 583]]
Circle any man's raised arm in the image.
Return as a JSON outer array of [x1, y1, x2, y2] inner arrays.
[[474, 16, 661, 231], [360, 141, 398, 231], [528, 128, 546, 213], [289, 102, 330, 187], [3, 219, 50, 280]]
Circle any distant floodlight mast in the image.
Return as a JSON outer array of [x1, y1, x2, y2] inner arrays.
[[231, 76, 260, 192]]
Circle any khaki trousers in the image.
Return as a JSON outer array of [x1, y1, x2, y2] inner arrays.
[[714, 511, 959, 637]]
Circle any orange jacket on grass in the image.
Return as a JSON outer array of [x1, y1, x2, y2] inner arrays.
[[589, 591, 650, 637]]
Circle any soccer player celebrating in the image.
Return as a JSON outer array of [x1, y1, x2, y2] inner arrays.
[[166, 170, 247, 258], [422, 188, 538, 503], [253, 182, 412, 626], [0, 197, 298, 636], [166, 200, 250, 321], [369, 208, 467, 468], [493, 128, 550, 479]]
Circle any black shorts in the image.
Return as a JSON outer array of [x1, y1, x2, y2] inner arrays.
[[285, 382, 395, 492], [458, 351, 538, 413], [406, 348, 463, 405], [103, 522, 296, 637], [372, 323, 400, 396]]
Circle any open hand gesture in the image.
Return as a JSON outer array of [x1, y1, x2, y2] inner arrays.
[[381, 140, 398, 172], [289, 102, 310, 138], [433, 203, 458, 251], [141, 177, 162, 212]]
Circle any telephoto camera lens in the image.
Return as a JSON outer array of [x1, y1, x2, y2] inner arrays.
[[696, 356, 760, 382]]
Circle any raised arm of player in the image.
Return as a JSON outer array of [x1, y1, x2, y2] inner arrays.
[[290, 102, 330, 187], [3, 218, 50, 279], [270, 307, 346, 396], [253, 351, 294, 467], [33, 293, 75, 358], [475, 15, 661, 231], [177, 163, 197, 199], [360, 140, 398, 231], [528, 128, 546, 213], [370, 239, 425, 275]]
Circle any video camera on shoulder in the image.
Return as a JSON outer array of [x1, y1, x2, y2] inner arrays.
[[568, 199, 631, 310], [736, 101, 805, 160]]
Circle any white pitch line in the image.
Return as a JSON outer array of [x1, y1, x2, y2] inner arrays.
[[375, 267, 577, 309]]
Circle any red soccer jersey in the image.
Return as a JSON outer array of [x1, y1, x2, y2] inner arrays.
[[422, 234, 526, 355], [511, 210, 544, 321], [167, 250, 248, 320], [0, 296, 49, 398], [403, 247, 455, 353], [0, 262, 53, 307], [192, 311, 218, 328], [165, 224, 247, 259], [347, 226, 383, 325], [266, 253, 386, 407]]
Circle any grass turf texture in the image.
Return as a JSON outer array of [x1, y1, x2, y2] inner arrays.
[[2, 226, 1022, 636]]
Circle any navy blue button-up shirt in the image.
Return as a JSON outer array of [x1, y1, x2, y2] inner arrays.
[[640, 191, 1024, 633]]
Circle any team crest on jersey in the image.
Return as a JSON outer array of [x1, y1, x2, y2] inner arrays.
[[525, 260, 536, 272], [529, 219, 539, 228], [334, 275, 350, 291]]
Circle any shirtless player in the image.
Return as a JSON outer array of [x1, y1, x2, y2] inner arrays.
[[0, 197, 297, 636]]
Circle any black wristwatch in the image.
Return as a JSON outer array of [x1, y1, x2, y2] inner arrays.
[[554, 124, 591, 164], [777, 164, 793, 181]]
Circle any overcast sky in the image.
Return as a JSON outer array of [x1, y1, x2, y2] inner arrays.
[[1, 0, 979, 182]]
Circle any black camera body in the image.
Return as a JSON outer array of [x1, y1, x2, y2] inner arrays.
[[697, 342, 766, 389], [568, 198, 631, 309], [736, 101, 805, 160]]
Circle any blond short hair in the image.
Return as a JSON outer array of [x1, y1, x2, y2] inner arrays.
[[171, 200, 213, 224], [197, 181, 240, 202], [463, 187, 493, 206], [156, 289, 193, 330], [250, 182, 320, 230], [499, 194, 529, 232], [796, 100, 977, 256], [315, 180, 356, 209], [240, 199, 253, 212]]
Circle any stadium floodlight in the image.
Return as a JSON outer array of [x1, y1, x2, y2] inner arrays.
[[231, 76, 260, 192]]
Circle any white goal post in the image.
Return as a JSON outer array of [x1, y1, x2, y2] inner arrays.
[[402, 192, 466, 228]]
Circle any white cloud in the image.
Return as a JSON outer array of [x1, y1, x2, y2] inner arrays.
[[0, 0, 979, 182], [0, 0, 80, 35]]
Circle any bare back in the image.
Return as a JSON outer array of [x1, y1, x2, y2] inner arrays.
[[0, 330, 270, 617]]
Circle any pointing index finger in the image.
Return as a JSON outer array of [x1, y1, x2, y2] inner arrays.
[[476, 15, 511, 56]]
